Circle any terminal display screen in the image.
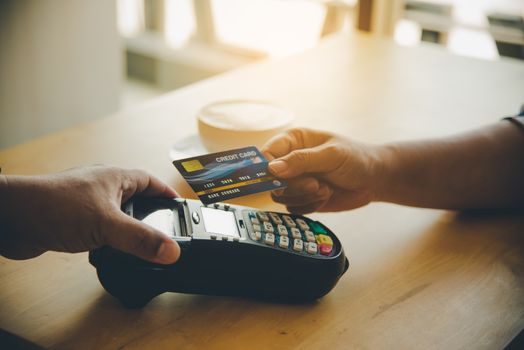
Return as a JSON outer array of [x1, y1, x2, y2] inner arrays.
[[201, 207, 239, 237]]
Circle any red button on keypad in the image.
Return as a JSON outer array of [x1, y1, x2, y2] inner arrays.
[[319, 244, 332, 256]]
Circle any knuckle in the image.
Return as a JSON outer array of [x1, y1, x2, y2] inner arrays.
[[323, 145, 342, 161], [90, 163, 108, 170], [290, 150, 309, 165], [131, 168, 151, 185], [287, 127, 306, 137], [119, 171, 135, 194], [288, 128, 308, 147], [323, 144, 347, 170], [323, 144, 340, 154], [132, 168, 148, 177]]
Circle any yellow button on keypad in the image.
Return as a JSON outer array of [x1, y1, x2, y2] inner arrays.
[[316, 234, 333, 246]]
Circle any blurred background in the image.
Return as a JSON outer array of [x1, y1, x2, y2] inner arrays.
[[1, 0, 523, 149]]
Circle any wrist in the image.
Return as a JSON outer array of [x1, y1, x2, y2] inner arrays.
[[0, 175, 50, 259], [0, 175, 42, 230], [0, 174, 11, 215], [370, 143, 398, 203], [0, 175, 14, 256]]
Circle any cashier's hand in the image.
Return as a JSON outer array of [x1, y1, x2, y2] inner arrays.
[[263, 128, 385, 214], [0, 166, 181, 264]]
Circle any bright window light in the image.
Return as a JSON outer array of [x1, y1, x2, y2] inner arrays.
[[447, 27, 499, 61], [452, 3, 487, 28], [117, 0, 144, 37], [394, 19, 422, 47], [211, 0, 326, 58], [165, 0, 196, 48]]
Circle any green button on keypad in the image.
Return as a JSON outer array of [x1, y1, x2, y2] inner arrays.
[[309, 221, 327, 234]]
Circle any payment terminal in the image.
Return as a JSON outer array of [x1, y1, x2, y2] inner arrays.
[[89, 197, 349, 308]]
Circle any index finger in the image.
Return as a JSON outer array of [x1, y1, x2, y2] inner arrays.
[[122, 169, 179, 201], [261, 128, 332, 160], [262, 132, 294, 161]]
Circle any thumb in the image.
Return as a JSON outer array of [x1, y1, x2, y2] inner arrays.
[[268, 145, 345, 178], [103, 211, 181, 264]]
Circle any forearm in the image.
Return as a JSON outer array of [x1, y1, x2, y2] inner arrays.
[[376, 121, 524, 209]]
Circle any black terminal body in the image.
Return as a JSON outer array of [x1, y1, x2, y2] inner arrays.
[[89, 198, 349, 308]]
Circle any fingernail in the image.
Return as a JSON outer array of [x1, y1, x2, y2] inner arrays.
[[318, 186, 330, 197], [262, 151, 274, 161], [161, 185, 178, 198], [269, 160, 288, 174], [156, 242, 179, 264], [273, 189, 284, 196]]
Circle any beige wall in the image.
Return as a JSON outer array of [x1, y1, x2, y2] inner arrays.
[[0, 0, 122, 149]]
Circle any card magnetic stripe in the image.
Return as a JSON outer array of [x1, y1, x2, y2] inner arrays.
[[195, 177, 275, 195]]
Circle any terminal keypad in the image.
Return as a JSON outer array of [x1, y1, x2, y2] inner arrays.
[[246, 211, 335, 256]]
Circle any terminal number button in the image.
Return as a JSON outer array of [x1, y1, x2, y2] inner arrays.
[[295, 218, 310, 231], [290, 227, 302, 239], [257, 212, 270, 222], [277, 224, 288, 236], [306, 242, 318, 254], [278, 236, 289, 248], [264, 233, 275, 246], [304, 230, 316, 243], [269, 213, 283, 225], [263, 221, 274, 233], [293, 239, 303, 252], [282, 215, 296, 228]]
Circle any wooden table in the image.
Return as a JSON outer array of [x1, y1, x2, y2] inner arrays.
[[1, 32, 524, 349]]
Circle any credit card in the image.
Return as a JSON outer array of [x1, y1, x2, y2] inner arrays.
[[173, 146, 287, 204]]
